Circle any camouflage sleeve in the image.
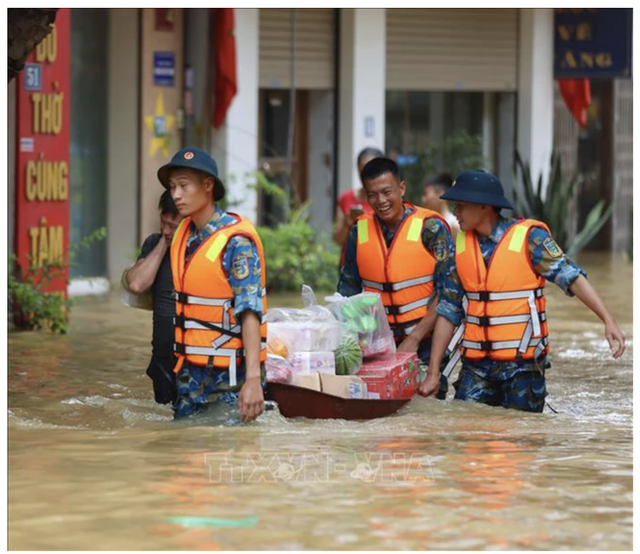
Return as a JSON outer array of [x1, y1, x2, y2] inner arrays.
[[422, 219, 465, 326], [223, 235, 264, 320], [528, 227, 587, 296], [337, 223, 362, 297], [422, 218, 455, 298]]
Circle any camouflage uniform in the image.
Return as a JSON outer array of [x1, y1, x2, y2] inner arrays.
[[173, 206, 266, 418], [437, 216, 586, 412], [338, 204, 456, 398]]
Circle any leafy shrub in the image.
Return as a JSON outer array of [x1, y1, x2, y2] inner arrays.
[[257, 204, 340, 293], [514, 152, 612, 257], [9, 227, 107, 334]]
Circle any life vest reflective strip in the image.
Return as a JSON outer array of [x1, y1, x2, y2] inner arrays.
[[170, 214, 268, 385], [355, 204, 449, 340], [454, 219, 550, 361]]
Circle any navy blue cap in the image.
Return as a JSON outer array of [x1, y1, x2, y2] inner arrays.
[[440, 170, 513, 210], [157, 147, 225, 201]]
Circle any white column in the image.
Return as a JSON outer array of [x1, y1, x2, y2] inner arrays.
[[338, 8, 386, 196], [212, 8, 259, 223], [517, 8, 554, 196]]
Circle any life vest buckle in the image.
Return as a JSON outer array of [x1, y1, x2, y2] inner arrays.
[[479, 340, 492, 351], [381, 282, 394, 293], [386, 305, 401, 316], [174, 314, 186, 330], [476, 291, 491, 302]]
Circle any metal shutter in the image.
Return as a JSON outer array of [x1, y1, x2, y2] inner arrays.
[[386, 8, 518, 91], [259, 8, 335, 89]]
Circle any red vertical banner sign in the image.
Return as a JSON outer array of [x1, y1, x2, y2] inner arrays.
[[15, 8, 71, 294]]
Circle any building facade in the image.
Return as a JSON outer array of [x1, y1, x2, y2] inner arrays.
[[8, 8, 632, 295]]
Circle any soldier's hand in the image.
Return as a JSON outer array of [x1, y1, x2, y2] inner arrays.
[[239, 377, 264, 422], [604, 319, 625, 359], [418, 371, 440, 398]]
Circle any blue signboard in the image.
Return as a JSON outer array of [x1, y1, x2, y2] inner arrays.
[[554, 8, 632, 79], [23, 63, 42, 91], [153, 52, 175, 87]]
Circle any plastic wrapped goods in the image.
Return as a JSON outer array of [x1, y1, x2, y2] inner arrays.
[[267, 320, 343, 355], [325, 292, 396, 358], [266, 354, 294, 384], [290, 351, 336, 375]]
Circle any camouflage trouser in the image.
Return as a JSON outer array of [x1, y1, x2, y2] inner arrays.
[[453, 368, 547, 413], [173, 365, 242, 419]]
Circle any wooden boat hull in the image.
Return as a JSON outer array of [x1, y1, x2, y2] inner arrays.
[[266, 382, 411, 420]]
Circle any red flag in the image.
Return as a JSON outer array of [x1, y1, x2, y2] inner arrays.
[[558, 78, 592, 128], [212, 8, 237, 129]]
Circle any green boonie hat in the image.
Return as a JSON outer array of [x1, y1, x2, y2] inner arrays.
[[157, 147, 225, 201]]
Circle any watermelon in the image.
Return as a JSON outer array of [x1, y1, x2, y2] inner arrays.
[[335, 336, 363, 375]]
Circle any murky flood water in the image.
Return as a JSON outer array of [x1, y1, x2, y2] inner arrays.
[[8, 253, 632, 550]]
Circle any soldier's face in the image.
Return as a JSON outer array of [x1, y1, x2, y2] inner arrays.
[[168, 169, 214, 217], [363, 173, 406, 225], [453, 202, 485, 232]]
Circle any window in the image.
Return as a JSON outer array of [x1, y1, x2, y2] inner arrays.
[[386, 91, 484, 162]]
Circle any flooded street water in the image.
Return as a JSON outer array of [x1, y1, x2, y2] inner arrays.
[[8, 253, 632, 550]]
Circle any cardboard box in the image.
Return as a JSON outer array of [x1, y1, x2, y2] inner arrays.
[[290, 351, 336, 375], [292, 372, 321, 392], [356, 352, 420, 399], [319, 374, 368, 399]]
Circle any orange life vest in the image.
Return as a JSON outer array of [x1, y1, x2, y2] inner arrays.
[[455, 219, 550, 361], [170, 214, 268, 385], [355, 204, 450, 341]]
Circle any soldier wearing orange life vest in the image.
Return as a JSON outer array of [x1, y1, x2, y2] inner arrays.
[[419, 170, 625, 412], [338, 157, 457, 398], [158, 148, 267, 421]]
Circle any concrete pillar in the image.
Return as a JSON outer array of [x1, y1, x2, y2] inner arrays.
[[212, 8, 259, 223], [107, 9, 139, 283], [337, 8, 386, 196], [517, 8, 555, 196]]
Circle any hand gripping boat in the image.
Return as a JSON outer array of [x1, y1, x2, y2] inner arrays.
[[265, 382, 411, 420]]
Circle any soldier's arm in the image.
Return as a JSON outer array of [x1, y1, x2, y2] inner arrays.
[[568, 276, 625, 358], [224, 235, 265, 422], [527, 227, 586, 294], [419, 222, 466, 396], [418, 316, 457, 397], [337, 223, 363, 297], [398, 218, 453, 351], [528, 227, 624, 358]]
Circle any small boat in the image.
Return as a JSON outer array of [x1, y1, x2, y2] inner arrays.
[[266, 382, 411, 420]]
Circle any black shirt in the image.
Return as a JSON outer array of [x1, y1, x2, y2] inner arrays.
[[138, 233, 175, 359]]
